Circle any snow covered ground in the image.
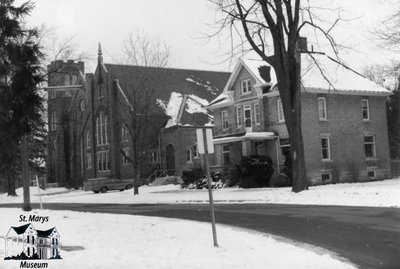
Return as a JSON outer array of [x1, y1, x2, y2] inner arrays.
[[0, 178, 399, 207], [0, 208, 356, 269]]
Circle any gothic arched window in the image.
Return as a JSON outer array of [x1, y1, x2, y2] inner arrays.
[[96, 112, 109, 146]]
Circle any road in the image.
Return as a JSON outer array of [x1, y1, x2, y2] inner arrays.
[[1, 203, 399, 268]]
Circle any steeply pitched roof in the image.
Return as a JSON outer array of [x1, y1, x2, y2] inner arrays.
[[11, 223, 32, 235], [105, 64, 230, 102], [242, 54, 391, 95], [37, 227, 55, 238]]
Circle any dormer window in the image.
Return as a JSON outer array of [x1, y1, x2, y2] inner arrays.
[[241, 79, 252, 94]]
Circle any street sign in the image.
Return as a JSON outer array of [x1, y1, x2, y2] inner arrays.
[[196, 128, 214, 154], [196, 128, 218, 247]]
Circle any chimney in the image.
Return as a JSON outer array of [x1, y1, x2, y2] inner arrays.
[[298, 37, 308, 52], [258, 66, 271, 83]]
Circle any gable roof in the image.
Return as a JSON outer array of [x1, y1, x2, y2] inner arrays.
[[105, 64, 230, 102], [159, 92, 212, 128], [104, 64, 230, 126], [37, 227, 55, 238], [11, 223, 32, 235], [240, 54, 390, 95]]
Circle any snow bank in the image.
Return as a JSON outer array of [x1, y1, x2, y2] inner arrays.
[[0, 208, 355, 269], [1, 178, 399, 207]]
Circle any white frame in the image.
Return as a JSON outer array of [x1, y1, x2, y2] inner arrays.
[[221, 110, 229, 130], [277, 98, 285, 122], [241, 79, 252, 94], [318, 97, 327, 120], [243, 105, 252, 128], [364, 135, 376, 158], [321, 136, 331, 161], [254, 103, 260, 125], [236, 107, 243, 127], [362, 99, 370, 121]]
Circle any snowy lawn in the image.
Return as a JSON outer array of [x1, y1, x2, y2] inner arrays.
[[0, 208, 355, 269], [0, 178, 399, 207]]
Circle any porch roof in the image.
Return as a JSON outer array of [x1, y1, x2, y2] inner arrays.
[[213, 132, 277, 145]]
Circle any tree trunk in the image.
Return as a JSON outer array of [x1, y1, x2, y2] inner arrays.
[[7, 176, 17, 196], [132, 139, 139, 195]]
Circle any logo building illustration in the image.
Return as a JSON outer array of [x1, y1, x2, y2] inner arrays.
[[4, 223, 61, 260]]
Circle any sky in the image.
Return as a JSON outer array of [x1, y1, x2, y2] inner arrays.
[[17, 0, 400, 74]]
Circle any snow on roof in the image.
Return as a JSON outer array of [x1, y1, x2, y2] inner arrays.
[[242, 58, 277, 85], [242, 54, 390, 95], [208, 92, 233, 109], [157, 92, 184, 128], [185, 76, 220, 95], [158, 92, 212, 128], [214, 132, 276, 144]]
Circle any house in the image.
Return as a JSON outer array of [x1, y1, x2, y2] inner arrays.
[[208, 51, 392, 184], [46, 44, 230, 187], [4, 223, 60, 259]]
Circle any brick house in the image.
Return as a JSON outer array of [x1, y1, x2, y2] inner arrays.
[[208, 53, 392, 184], [46, 45, 229, 186]]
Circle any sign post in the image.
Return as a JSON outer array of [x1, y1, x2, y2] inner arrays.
[[196, 128, 218, 247]]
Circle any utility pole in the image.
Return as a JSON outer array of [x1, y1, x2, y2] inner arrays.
[[22, 135, 31, 211]]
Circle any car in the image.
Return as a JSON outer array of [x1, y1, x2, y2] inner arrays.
[[83, 177, 134, 193]]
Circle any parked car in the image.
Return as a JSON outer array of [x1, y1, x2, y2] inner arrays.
[[83, 177, 134, 193]]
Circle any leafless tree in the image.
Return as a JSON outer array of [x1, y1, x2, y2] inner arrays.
[[117, 30, 172, 195], [123, 28, 171, 67], [211, 0, 343, 192]]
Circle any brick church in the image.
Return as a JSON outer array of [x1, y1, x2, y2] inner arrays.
[[46, 45, 230, 187]]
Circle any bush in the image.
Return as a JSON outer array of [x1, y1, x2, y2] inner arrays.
[[211, 166, 240, 187], [238, 155, 274, 187], [182, 168, 204, 187]]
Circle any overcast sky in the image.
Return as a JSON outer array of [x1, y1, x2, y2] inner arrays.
[[19, 0, 399, 74]]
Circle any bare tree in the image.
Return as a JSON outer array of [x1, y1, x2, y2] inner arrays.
[[211, 0, 342, 192], [117, 30, 172, 195], [123, 28, 171, 67]]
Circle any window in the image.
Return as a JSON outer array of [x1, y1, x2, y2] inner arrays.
[[150, 152, 159, 163], [50, 112, 57, 131], [96, 112, 109, 146], [244, 105, 252, 128], [254, 103, 260, 124], [193, 145, 198, 158], [222, 145, 230, 165], [241, 79, 252, 94], [321, 173, 331, 182], [86, 131, 91, 149], [27, 235, 30, 244], [277, 98, 285, 122], [367, 170, 376, 178], [236, 107, 243, 127], [122, 148, 129, 165], [362, 99, 370, 120], [79, 99, 85, 111], [122, 124, 129, 142], [364, 135, 376, 158], [321, 136, 331, 160], [186, 149, 192, 162], [221, 110, 229, 130], [318, 97, 327, 120], [86, 153, 92, 169], [279, 139, 291, 163], [97, 150, 110, 171]]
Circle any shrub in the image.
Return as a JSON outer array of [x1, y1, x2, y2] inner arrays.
[[182, 168, 204, 186], [238, 155, 274, 187]]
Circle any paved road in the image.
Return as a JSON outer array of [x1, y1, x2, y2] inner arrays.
[[1, 203, 399, 268]]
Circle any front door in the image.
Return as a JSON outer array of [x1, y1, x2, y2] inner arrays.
[[166, 144, 175, 175], [244, 105, 252, 130]]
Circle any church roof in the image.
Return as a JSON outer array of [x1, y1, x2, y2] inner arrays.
[[105, 64, 230, 102], [37, 227, 55, 238]]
